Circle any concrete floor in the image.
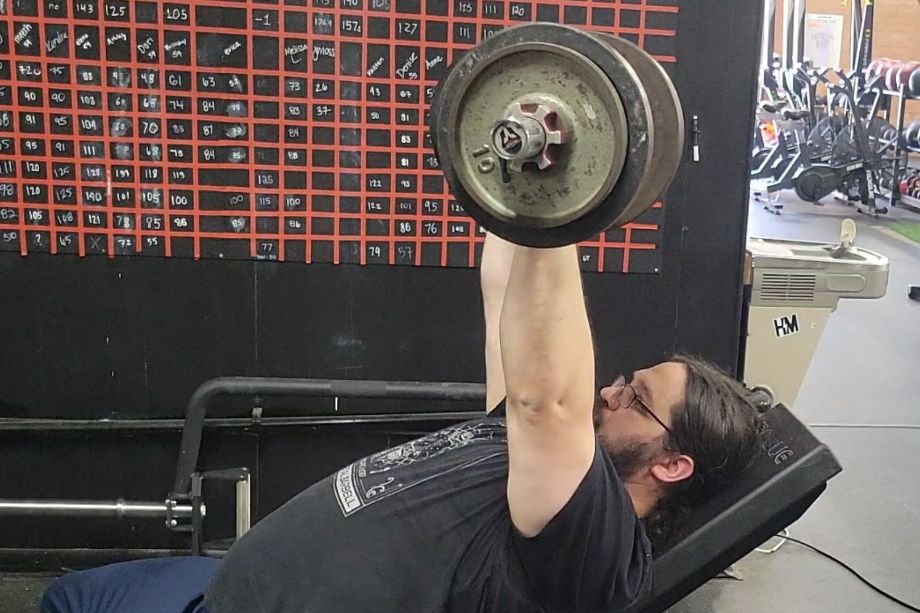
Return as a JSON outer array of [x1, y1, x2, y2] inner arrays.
[[669, 188, 920, 612], [4, 190, 919, 613], [0, 574, 50, 612]]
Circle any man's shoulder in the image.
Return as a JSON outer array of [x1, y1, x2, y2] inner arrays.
[[503, 441, 652, 611]]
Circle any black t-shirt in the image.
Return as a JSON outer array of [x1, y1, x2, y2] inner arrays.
[[204, 404, 652, 613]]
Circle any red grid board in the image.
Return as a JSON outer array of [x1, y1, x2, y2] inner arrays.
[[0, 0, 678, 273]]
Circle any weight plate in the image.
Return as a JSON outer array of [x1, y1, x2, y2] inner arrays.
[[907, 120, 920, 148], [590, 32, 684, 225], [433, 25, 628, 237], [910, 68, 920, 97], [460, 48, 625, 227], [897, 62, 920, 89], [432, 24, 647, 247]]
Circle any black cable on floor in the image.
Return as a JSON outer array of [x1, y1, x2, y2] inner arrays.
[[782, 536, 920, 612]]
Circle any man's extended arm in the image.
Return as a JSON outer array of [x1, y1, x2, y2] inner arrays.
[[481, 233, 516, 412], [500, 246, 597, 537]]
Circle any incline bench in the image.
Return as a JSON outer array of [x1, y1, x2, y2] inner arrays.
[[5, 378, 841, 612]]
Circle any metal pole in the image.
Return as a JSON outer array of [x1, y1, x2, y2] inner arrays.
[[761, 0, 777, 88], [781, 0, 796, 69], [172, 378, 485, 495], [850, 0, 862, 72], [236, 472, 251, 538], [0, 499, 195, 518], [791, 0, 806, 66], [854, 1, 874, 75]]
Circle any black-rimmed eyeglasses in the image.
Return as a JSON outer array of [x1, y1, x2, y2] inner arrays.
[[611, 374, 673, 435]]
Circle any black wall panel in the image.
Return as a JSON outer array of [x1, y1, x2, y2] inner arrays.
[[0, 0, 763, 558]]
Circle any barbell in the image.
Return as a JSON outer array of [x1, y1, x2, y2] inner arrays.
[[429, 24, 685, 248]]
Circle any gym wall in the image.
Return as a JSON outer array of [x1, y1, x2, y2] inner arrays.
[[0, 0, 763, 558], [772, 0, 920, 122]]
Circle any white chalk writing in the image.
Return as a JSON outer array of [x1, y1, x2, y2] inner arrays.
[[137, 36, 156, 59], [285, 43, 308, 64], [46, 30, 67, 52], [164, 38, 187, 51], [396, 51, 419, 78], [105, 32, 126, 46], [74, 33, 92, 49], [166, 38, 187, 59], [313, 44, 335, 61], [14, 23, 32, 47], [366, 56, 384, 76]]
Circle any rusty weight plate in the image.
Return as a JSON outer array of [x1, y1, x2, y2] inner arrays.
[[431, 24, 650, 247]]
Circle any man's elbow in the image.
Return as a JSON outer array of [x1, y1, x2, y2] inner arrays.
[[504, 376, 595, 423], [505, 391, 569, 423]]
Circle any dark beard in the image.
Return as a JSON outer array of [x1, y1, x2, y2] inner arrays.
[[594, 394, 664, 480], [599, 435, 660, 481], [594, 394, 660, 479], [592, 394, 606, 428]]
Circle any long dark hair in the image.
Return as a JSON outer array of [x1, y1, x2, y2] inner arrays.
[[642, 354, 763, 555]]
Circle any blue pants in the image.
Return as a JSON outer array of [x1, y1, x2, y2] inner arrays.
[[40, 557, 219, 613]]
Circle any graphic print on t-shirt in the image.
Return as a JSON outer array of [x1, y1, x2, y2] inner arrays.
[[334, 420, 504, 517]]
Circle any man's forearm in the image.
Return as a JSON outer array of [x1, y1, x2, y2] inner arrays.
[[499, 246, 595, 412], [481, 233, 517, 411]]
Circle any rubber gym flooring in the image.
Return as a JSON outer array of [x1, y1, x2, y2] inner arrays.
[[3, 189, 919, 612]]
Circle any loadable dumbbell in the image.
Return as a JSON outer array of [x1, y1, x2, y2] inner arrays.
[[908, 175, 920, 199], [429, 24, 684, 248], [911, 67, 920, 97], [885, 61, 903, 91], [905, 121, 920, 150], [897, 62, 920, 90]]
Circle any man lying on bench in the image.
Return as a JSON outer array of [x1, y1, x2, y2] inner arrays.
[[42, 234, 762, 613]]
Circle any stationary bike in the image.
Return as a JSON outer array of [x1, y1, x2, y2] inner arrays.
[[757, 67, 829, 213], [751, 66, 797, 180], [792, 71, 903, 216]]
